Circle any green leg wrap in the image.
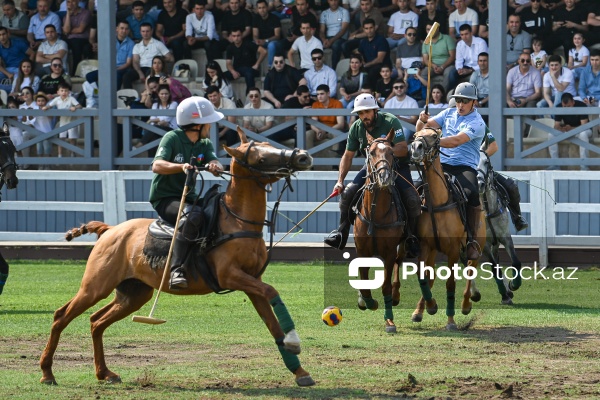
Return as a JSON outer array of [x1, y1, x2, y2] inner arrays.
[[446, 291, 455, 317], [383, 295, 394, 321], [418, 278, 432, 301], [0, 272, 8, 295], [276, 338, 301, 373], [361, 295, 376, 309], [270, 295, 295, 334], [512, 273, 522, 290]]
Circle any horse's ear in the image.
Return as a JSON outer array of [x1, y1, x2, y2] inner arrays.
[[237, 126, 248, 144], [386, 127, 395, 143], [224, 144, 244, 160], [365, 131, 375, 143]]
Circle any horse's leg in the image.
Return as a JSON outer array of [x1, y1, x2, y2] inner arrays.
[[503, 235, 523, 292], [412, 248, 438, 322], [89, 279, 154, 383], [446, 273, 458, 331], [461, 260, 475, 316], [0, 251, 8, 295], [392, 260, 401, 306], [357, 266, 379, 311], [220, 268, 314, 387], [382, 254, 397, 333]]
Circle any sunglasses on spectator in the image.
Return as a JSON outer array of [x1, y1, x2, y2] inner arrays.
[[249, 94, 260, 98], [312, 56, 323, 61], [393, 85, 405, 89], [454, 98, 472, 104], [273, 60, 284, 64], [52, 64, 63, 67], [406, 33, 416, 37], [520, 58, 531, 63]]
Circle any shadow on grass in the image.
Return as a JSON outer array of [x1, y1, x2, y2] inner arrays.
[[0, 310, 55, 315], [509, 303, 600, 312], [190, 387, 397, 399]]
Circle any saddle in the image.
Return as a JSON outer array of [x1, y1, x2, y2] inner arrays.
[[354, 184, 406, 234], [417, 172, 468, 229], [143, 184, 229, 293]]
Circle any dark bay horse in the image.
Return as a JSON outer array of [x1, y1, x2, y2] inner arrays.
[[0, 124, 19, 296], [354, 129, 405, 333], [39, 128, 316, 387], [476, 151, 522, 305], [409, 128, 486, 330]]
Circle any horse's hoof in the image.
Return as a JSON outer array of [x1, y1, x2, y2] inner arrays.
[[470, 292, 481, 302], [40, 378, 57, 385], [369, 300, 379, 311], [385, 320, 396, 333], [105, 375, 122, 384], [501, 297, 513, 306], [296, 375, 316, 387], [462, 306, 472, 315], [357, 296, 367, 311], [284, 343, 301, 355], [411, 313, 423, 323], [392, 299, 400, 307], [446, 323, 458, 331], [426, 302, 437, 315]]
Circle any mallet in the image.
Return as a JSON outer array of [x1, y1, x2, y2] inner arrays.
[[423, 22, 440, 115], [132, 166, 195, 325]]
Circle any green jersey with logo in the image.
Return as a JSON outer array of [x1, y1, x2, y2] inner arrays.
[[346, 111, 408, 163], [149, 129, 218, 209]]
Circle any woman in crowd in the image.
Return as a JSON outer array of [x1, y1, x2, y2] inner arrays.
[[202, 61, 233, 100], [339, 54, 368, 111], [10, 60, 40, 99], [38, 58, 72, 100], [428, 84, 448, 109], [140, 84, 178, 157]]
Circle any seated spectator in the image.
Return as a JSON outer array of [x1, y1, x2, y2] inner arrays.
[[26, 0, 61, 51], [183, 0, 221, 61], [548, 93, 592, 171], [395, 26, 421, 73], [252, 0, 282, 68], [375, 64, 394, 106], [339, 53, 368, 111], [140, 76, 161, 109], [9, 58, 40, 98], [469, 52, 490, 107], [307, 83, 344, 151], [127, 1, 155, 42], [140, 84, 177, 156], [0, 26, 34, 85], [201, 60, 234, 100], [38, 57, 71, 100], [357, 18, 389, 88], [243, 87, 275, 134], [428, 84, 448, 109], [304, 48, 337, 98], [404, 63, 427, 105], [1, 0, 30, 40], [288, 19, 322, 71], [453, 23, 488, 84], [146, 55, 169, 81], [537, 55, 576, 108], [448, 0, 478, 39], [279, 0, 319, 54], [545, 0, 588, 58], [577, 49, 600, 106], [418, 0, 449, 42], [341, 0, 384, 59], [35, 24, 68, 76], [156, 0, 188, 62], [506, 14, 532, 69], [319, 0, 350, 69], [386, 0, 418, 50], [41, 82, 82, 158], [224, 27, 267, 95], [282, 84, 313, 109], [62, 0, 92, 74], [206, 84, 239, 146], [263, 53, 305, 108], [567, 33, 589, 80], [506, 52, 542, 108], [586, 2, 600, 48], [419, 23, 457, 94], [519, 0, 552, 40], [383, 77, 418, 139], [218, 0, 253, 53], [531, 37, 548, 75]]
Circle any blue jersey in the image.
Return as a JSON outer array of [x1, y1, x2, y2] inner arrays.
[[432, 108, 486, 169]]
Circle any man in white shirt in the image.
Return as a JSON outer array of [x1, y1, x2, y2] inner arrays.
[[206, 84, 239, 146], [288, 20, 322, 71], [448, 0, 478, 39], [386, 0, 418, 49], [183, 0, 220, 60], [304, 48, 337, 98], [243, 86, 275, 133], [453, 23, 488, 83], [384, 78, 418, 139], [537, 54, 577, 108], [35, 24, 68, 76]]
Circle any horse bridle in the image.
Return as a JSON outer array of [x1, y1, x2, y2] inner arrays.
[[365, 138, 394, 189], [230, 140, 301, 180], [412, 128, 441, 163]]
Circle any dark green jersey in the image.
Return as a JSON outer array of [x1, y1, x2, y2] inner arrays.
[[149, 129, 218, 209], [346, 111, 409, 163]]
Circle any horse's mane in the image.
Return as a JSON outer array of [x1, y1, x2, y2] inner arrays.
[[65, 221, 112, 241]]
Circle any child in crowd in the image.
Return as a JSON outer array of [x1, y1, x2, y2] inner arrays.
[[6, 98, 25, 167], [375, 65, 394, 107], [34, 93, 53, 169], [42, 83, 82, 158], [567, 33, 589, 80], [17, 87, 36, 165], [531, 37, 547, 76]]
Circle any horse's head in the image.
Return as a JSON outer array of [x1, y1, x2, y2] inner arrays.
[[224, 127, 313, 182], [0, 122, 19, 190], [365, 129, 395, 189], [476, 150, 492, 195], [410, 128, 441, 165]]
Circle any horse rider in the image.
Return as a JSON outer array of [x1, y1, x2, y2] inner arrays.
[[416, 82, 486, 260], [324, 93, 421, 257], [149, 97, 225, 289]]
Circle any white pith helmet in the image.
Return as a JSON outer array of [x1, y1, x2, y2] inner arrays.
[[176, 96, 224, 126], [352, 93, 379, 114]]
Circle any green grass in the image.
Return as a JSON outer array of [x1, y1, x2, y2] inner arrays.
[[0, 260, 599, 399]]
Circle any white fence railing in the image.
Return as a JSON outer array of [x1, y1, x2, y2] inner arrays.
[[1, 170, 599, 267]]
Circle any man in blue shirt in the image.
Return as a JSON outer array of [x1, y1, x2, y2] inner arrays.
[[356, 18, 390, 87], [126, 1, 155, 42], [0, 26, 34, 82], [26, 0, 61, 51], [577, 49, 600, 106], [416, 82, 486, 260]]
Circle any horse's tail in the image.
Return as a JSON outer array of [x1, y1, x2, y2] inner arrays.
[[65, 221, 112, 241]]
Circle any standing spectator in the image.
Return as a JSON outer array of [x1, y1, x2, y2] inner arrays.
[[384, 78, 419, 140], [1, 0, 30, 40], [546, 0, 588, 58], [418, 0, 449, 42], [288, 19, 322, 70], [506, 14, 532, 69], [519, 0, 552, 40], [453, 23, 488, 83], [156, 0, 188, 62], [395, 26, 421, 72], [218, 0, 253, 53], [279, 0, 318, 53], [307, 83, 344, 150], [577, 49, 600, 106], [123, 23, 173, 89], [184, 0, 220, 60], [62, 0, 92, 74], [224, 27, 267, 95], [26, 0, 61, 51], [127, 1, 155, 42], [243, 86, 274, 134], [357, 18, 389, 88], [567, 33, 589, 80], [537, 54, 576, 108], [386, 0, 419, 50], [448, 0, 478, 39], [206, 84, 239, 146], [42, 82, 82, 158], [9, 58, 39, 97], [201, 60, 234, 99], [35, 24, 68, 76], [141, 84, 178, 156], [339, 53, 367, 111], [419, 23, 457, 94], [38, 57, 71, 99], [548, 93, 592, 170], [0, 26, 34, 84], [319, 0, 350, 69], [263, 53, 305, 107], [506, 52, 542, 108], [469, 51, 489, 107], [304, 48, 337, 98], [253, 0, 281, 68], [342, 0, 383, 59]]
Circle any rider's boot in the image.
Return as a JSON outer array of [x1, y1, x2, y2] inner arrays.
[[499, 174, 529, 232], [466, 205, 482, 261], [169, 235, 192, 290], [324, 183, 361, 250], [403, 188, 421, 258]]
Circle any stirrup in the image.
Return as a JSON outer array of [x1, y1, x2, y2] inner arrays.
[[405, 236, 420, 258], [169, 267, 188, 289], [513, 215, 529, 232], [324, 224, 350, 250], [466, 240, 481, 260]]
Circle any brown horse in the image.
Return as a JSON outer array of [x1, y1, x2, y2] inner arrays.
[[409, 128, 486, 330], [353, 129, 405, 333], [39, 128, 316, 387]]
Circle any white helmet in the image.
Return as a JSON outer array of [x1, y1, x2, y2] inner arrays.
[[352, 93, 379, 114], [176, 96, 224, 126]]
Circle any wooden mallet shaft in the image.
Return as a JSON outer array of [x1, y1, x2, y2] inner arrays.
[[423, 22, 440, 115]]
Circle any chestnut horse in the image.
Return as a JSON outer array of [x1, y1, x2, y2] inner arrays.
[[0, 126, 19, 296], [39, 129, 316, 387], [409, 128, 486, 330], [354, 129, 405, 333]]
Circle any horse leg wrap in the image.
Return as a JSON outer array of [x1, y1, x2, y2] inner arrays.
[[418, 278, 433, 301], [361, 295, 376, 309], [0, 272, 8, 295], [446, 291, 455, 317], [383, 295, 394, 321], [276, 337, 301, 373], [494, 267, 507, 296], [270, 295, 295, 333]]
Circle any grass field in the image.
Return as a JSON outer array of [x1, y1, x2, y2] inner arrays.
[[0, 260, 599, 399]]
